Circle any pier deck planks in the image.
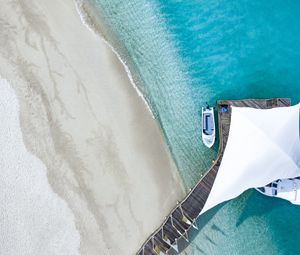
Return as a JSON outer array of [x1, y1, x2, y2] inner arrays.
[[137, 98, 291, 255]]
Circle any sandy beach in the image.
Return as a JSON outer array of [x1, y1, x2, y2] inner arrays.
[[0, 0, 185, 254]]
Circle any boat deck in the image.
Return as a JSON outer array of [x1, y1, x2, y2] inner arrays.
[[137, 98, 291, 255]]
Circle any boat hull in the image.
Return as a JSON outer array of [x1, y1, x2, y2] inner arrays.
[[202, 107, 215, 148]]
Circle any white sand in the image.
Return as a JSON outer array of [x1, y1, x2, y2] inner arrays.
[[0, 0, 185, 254], [0, 79, 80, 255]]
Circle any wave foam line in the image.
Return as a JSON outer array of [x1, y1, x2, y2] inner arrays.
[[74, 0, 155, 119]]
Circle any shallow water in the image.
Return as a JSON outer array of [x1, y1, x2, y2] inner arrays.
[[84, 0, 300, 254]]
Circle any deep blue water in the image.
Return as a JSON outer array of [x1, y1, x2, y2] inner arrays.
[[86, 0, 300, 254]]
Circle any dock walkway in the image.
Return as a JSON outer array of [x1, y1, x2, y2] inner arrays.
[[137, 98, 291, 255]]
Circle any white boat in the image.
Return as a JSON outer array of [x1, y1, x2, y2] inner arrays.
[[256, 177, 300, 205], [202, 104, 215, 148]]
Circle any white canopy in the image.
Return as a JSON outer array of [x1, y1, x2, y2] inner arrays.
[[201, 103, 300, 214]]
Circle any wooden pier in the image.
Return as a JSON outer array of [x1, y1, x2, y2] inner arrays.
[[137, 98, 291, 255]]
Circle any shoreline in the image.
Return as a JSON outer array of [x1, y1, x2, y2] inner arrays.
[[75, 0, 155, 118], [0, 0, 185, 254], [74, 0, 209, 190]]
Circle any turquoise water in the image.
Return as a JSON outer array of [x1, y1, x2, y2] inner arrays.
[[86, 0, 300, 254]]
